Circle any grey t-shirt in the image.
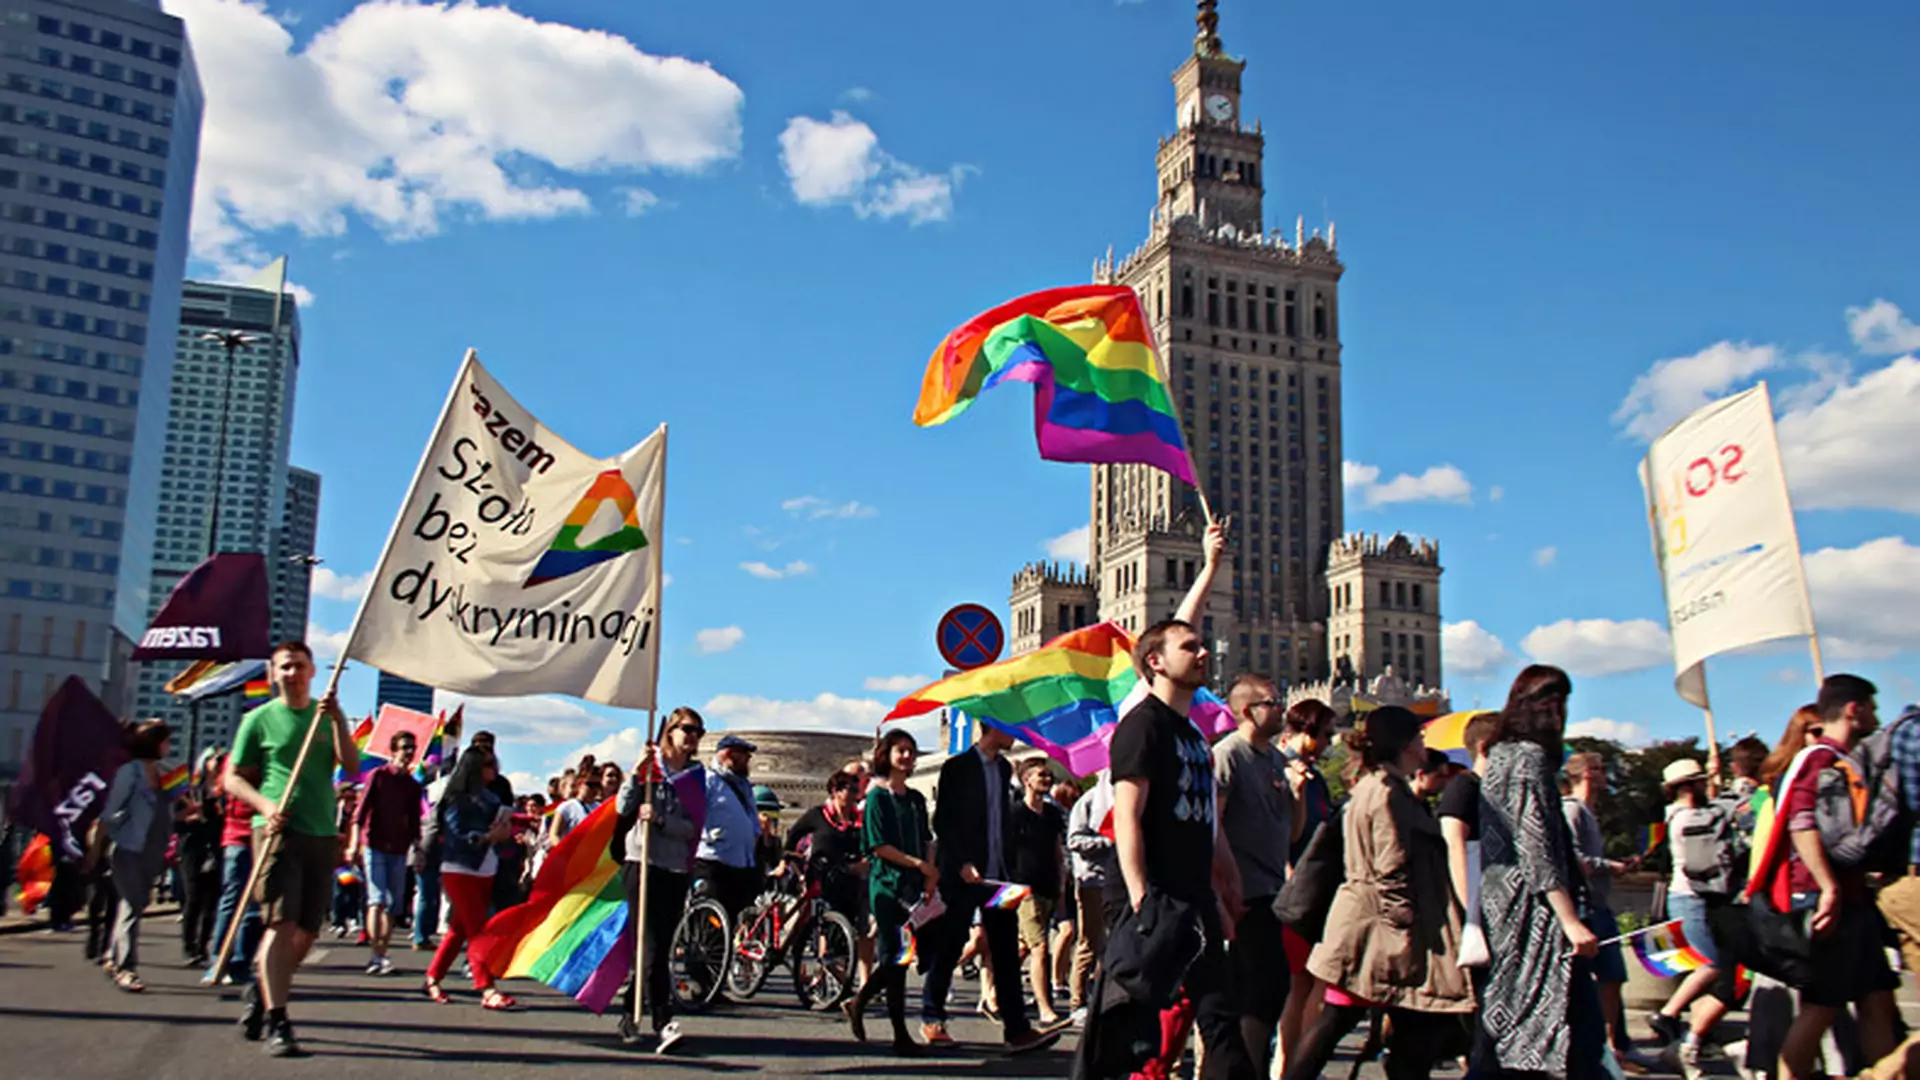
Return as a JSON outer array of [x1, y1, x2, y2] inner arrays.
[[1212, 730, 1293, 900], [1562, 796, 1613, 908]]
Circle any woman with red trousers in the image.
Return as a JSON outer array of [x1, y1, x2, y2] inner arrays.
[[424, 746, 517, 1010]]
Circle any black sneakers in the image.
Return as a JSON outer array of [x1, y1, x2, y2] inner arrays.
[[265, 1019, 303, 1058], [237, 983, 264, 1042]]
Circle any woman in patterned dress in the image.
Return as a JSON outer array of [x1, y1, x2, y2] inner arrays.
[[1478, 665, 1606, 1079]]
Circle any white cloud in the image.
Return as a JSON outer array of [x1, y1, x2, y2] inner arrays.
[[662, 572, 674, 588], [740, 560, 814, 580], [1343, 461, 1473, 508], [504, 771, 544, 797], [841, 86, 874, 103], [1043, 525, 1091, 564], [309, 566, 371, 602], [546, 726, 652, 774], [616, 187, 660, 216], [1566, 718, 1651, 745], [1533, 546, 1557, 568], [437, 692, 606, 746], [1520, 618, 1671, 678], [700, 692, 888, 735], [1613, 341, 1779, 442], [1846, 299, 1920, 356], [306, 620, 350, 665], [1442, 621, 1512, 679], [1805, 537, 1920, 659], [777, 111, 960, 224], [781, 496, 878, 520], [166, 0, 744, 278], [863, 674, 931, 693], [695, 626, 745, 654], [1778, 356, 1920, 514]]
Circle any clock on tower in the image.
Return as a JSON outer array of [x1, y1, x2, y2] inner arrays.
[[1204, 93, 1234, 124]]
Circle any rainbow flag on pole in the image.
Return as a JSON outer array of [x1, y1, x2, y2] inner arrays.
[[157, 762, 190, 800], [883, 622, 1233, 778], [984, 881, 1033, 910], [1631, 919, 1713, 977], [914, 285, 1197, 485], [1640, 822, 1668, 856]]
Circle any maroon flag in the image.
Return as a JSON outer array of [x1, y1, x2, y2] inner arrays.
[[5, 677, 129, 860], [131, 552, 269, 661]]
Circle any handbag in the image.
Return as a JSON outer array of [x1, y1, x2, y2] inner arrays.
[[1274, 806, 1344, 942]]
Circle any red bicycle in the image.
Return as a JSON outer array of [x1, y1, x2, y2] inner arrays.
[[724, 853, 861, 1010]]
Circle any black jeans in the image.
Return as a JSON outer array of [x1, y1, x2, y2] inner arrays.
[[621, 863, 690, 1032], [1174, 897, 1257, 1080], [180, 865, 220, 959], [920, 880, 1033, 1040], [692, 859, 763, 923], [1284, 1002, 1467, 1080]]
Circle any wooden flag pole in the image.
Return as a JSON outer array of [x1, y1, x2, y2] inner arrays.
[[632, 423, 669, 1033]]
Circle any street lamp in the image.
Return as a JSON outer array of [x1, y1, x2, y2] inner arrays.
[[199, 329, 255, 558]]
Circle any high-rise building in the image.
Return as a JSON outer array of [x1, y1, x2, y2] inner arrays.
[[269, 464, 318, 645], [0, 0, 202, 773], [132, 265, 304, 756], [375, 670, 434, 716], [1008, 2, 1444, 704]]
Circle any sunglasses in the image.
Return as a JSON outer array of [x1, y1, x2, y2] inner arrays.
[[672, 725, 706, 737]]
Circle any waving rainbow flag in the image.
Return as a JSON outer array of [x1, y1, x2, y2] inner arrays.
[[1630, 919, 1712, 977], [474, 761, 709, 1013], [884, 622, 1234, 777], [157, 762, 190, 800], [915, 285, 1196, 485]]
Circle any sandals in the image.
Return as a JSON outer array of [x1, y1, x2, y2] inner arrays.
[[480, 990, 518, 1011], [423, 981, 452, 1004], [113, 969, 145, 993]]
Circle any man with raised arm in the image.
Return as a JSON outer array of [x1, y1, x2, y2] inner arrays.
[[224, 641, 357, 1058], [1106, 519, 1257, 1080]]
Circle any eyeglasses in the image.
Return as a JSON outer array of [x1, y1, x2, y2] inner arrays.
[[1253, 699, 1286, 709]]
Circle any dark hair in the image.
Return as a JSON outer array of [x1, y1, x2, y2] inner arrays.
[[1132, 618, 1195, 681], [270, 641, 313, 662], [1227, 672, 1277, 719], [388, 730, 417, 753], [1344, 706, 1423, 771], [1729, 736, 1768, 781], [1284, 698, 1336, 736], [1817, 674, 1878, 721], [444, 746, 496, 799], [1421, 749, 1450, 775], [1463, 712, 1499, 759], [871, 729, 920, 779], [1491, 664, 1573, 758], [1020, 757, 1054, 783], [825, 771, 861, 797], [128, 719, 171, 760]]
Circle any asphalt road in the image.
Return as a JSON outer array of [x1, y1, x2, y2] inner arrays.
[[0, 917, 1750, 1080]]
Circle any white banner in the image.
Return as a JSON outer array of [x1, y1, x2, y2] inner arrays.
[[1638, 382, 1813, 708], [345, 351, 665, 709]]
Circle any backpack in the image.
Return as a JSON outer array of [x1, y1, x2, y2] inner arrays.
[[1672, 800, 1744, 899], [1840, 705, 1920, 875]]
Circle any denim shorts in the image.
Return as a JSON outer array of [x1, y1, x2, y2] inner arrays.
[[364, 849, 408, 910], [1667, 893, 1721, 967]]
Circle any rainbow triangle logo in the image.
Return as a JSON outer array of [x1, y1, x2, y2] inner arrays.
[[524, 469, 650, 588]]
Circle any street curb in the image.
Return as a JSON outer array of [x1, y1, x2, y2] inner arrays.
[[0, 904, 181, 937]]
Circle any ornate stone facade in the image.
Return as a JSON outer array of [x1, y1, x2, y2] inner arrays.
[[725, 729, 874, 825], [1326, 532, 1444, 689], [1010, 562, 1098, 656]]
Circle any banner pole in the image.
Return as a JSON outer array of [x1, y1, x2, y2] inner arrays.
[[632, 424, 668, 1032], [1756, 382, 1827, 686], [208, 350, 474, 989]]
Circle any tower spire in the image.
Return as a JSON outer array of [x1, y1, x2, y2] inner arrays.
[[1195, 0, 1223, 57]]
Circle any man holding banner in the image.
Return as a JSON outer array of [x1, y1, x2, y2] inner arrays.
[[225, 642, 356, 1057]]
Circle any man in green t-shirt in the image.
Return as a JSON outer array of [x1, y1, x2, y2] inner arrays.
[[224, 641, 356, 1058]]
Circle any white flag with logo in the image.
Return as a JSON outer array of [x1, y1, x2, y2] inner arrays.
[[1637, 382, 1813, 708], [344, 351, 665, 709]]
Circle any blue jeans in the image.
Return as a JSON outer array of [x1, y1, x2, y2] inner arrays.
[[412, 863, 441, 945], [205, 845, 262, 982]]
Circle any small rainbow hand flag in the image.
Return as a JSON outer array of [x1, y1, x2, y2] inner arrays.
[[894, 928, 918, 967], [1640, 822, 1668, 855], [1631, 919, 1713, 978], [157, 762, 190, 799], [243, 677, 271, 699], [983, 881, 1032, 910]]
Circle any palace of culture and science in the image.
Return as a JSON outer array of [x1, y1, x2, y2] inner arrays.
[[1007, 1, 1449, 717]]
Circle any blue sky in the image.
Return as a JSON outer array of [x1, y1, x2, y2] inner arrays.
[[162, 0, 1920, 787]]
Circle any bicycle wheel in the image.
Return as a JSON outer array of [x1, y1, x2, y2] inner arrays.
[[793, 910, 858, 1010], [670, 897, 731, 1011], [725, 896, 776, 1000]]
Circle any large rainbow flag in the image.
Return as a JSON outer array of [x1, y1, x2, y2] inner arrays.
[[914, 285, 1196, 486], [884, 621, 1234, 777], [473, 761, 709, 1013]]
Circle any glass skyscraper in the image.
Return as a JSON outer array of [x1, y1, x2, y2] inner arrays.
[[0, 0, 201, 774]]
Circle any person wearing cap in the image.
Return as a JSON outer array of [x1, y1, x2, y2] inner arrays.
[[694, 734, 765, 921], [753, 785, 785, 873]]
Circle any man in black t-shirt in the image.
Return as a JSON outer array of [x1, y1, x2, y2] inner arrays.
[[1009, 758, 1067, 1026], [1107, 519, 1255, 1080]]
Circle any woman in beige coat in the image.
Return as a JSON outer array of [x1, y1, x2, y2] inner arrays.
[[1282, 705, 1474, 1080]]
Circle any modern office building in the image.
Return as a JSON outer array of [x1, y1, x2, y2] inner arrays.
[[269, 464, 318, 646], [0, 0, 201, 773], [132, 264, 305, 756], [375, 670, 435, 716], [1006, 2, 1445, 705]]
